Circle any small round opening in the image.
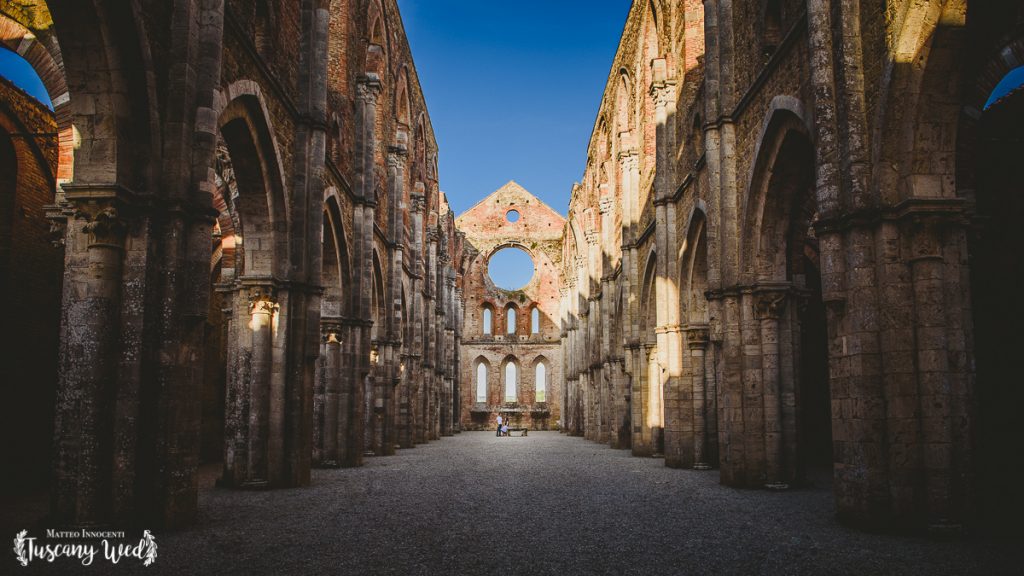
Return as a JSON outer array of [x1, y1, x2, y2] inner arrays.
[[506, 209, 520, 223]]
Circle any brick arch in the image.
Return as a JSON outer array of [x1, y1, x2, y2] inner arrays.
[[873, 0, 966, 205], [365, 0, 389, 77], [615, 70, 634, 138], [473, 356, 491, 403], [678, 207, 708, 326], [956, 33, 1024, 200], [322, 192, 351, 319], [412, 112, 426, 185], [394, 66, 410, 127], [639, 1, 665, 163], [214, 81, 290, 209], [639, 247, 658, 344], [217, 92, 289, 279], [740, 108, 815, 282], [4, 2, 159, 188], [0, 94, 56, 190], [0, 15, 71, 186], [370, 247, 386, 340], [503, 301, 519, 335], [500, 354, 520, 403]]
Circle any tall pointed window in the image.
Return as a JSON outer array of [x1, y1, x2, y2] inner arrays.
[[504, 362, 517, 402], [476, 362, 487, 403], [531, 307, 540, 334], [506, 307, 516, 334], [483, 306, 492, 335], [535, 362, 546, 402]]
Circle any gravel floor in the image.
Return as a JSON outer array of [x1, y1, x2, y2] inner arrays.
[[6, 432, 1022, 575]]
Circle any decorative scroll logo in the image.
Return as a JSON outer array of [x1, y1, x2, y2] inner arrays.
[[11, 529, 157, 567], [12, 531, 26, 567]]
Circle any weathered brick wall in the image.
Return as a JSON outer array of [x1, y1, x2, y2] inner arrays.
[[457, 181, 564, 430], [0, 77, 60, 491]]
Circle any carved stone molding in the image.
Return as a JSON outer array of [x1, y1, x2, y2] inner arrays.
[[321, 319, 343, 343], [356, 75, 383, 103], [410, 193, 426, 213], [618, 151, 639, 171], [683, 324, 710, 349], [77, 205, 129, 247], [754, 290, 788, 320], [655, 323, 684, 335], [650, 81, 672, 108], [387, 145, 408, 169], [247, 284, 279, 315]]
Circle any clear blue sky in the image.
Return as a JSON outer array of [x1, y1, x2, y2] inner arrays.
[[0, 47, 51, 109], [397, 0, 630, 216]]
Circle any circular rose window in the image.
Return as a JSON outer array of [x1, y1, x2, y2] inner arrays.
[[487, 246, 534, 290]]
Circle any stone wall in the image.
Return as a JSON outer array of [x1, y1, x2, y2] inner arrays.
[[457, 181, 564, 431], [0, 76, 59, 492], [561, 0, 1011, 534], [0, 0, 462, 530]]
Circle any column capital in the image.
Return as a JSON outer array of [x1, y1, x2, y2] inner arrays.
[[683, 324, 710, 349], [411, 193, 426, 213], [387, 146, 408, 169], [77, 205, 129, 247], [650, 81, 673, 108], [618, 150, 639, 171], [321, 318, 343, 343], [356, 75, 383, 103], [754, 289, 788, 320], [247, 284, 279, 314], [63, 183, 141, 247]]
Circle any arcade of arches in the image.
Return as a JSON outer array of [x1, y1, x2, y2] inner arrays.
[[0, 0, 1022, 537]]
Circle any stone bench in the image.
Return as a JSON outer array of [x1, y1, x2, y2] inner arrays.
[[504, 428, 528, 437]]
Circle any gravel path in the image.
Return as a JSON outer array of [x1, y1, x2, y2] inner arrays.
[[8, 432, 1022, 575]]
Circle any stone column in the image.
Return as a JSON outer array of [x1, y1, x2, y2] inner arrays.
[[338, 321, 357, 466], [908, 218, 956, 530], [353, 75, 380, 461], [756, 288, 788, 489], [320, 322, 342, 466], [452, 285, 464, 433], [686, 326, 712, 469], [222, 284, 279, 487], [52, 196, 128, 525], [618, 148, 643, 453]]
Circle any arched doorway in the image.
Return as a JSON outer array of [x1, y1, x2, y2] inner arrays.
[[214, 94, 289, 488], [637, 251, 662, 457], [748, 111, 831, 487], [680, 210, 716, 469]]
